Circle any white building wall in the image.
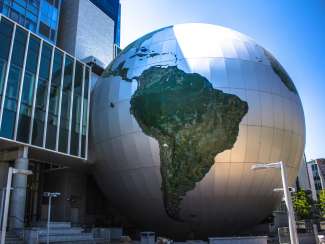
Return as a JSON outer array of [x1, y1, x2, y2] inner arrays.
[[58, 0, 115, 68], [297, 156, 311, 191], [57, 0, 79, 55], [307, 163, 318, 201]]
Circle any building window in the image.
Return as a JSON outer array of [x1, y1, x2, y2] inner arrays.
[[1, 0, 60, 43], [45, 48, 62, 150], [58, 56, 73, 153], [17, 34, 40, 142], [0, 17, 14, 104], [0, 16, 89, 158], [38, 0, 58, 42], [70, 61, 83, 156], [81, 67, 89, 157], [30, 42, 52, 146], [0, 26, 27, 139]]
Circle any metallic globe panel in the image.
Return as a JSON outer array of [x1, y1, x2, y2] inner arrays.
[[90, 23, 305, 238]]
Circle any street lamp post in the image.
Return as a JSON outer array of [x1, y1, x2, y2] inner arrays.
[[43, 192, 60, 244], [0, 167, 32, 244], [251, 161, 299, 244]]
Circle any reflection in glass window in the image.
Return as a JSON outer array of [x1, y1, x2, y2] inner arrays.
[[70, 61, 83, 156], [31, 42, 51, 146], [1, 0, 60, 43], [0, 27, 27, 139], [17, 35, 40, 142], [46, 48, 62, 150], [38, 0, 58, 42], [81, 67, 89, 157], [0, 18, 14, 105], [58, 56, 73, 153]]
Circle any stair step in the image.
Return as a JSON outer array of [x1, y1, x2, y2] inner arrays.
[[37, 221, 72, 228], [4, 232, 23, 244], [36, 227, 84, 235], [38, 233, 94, 242], [40, 240, 107, 244]]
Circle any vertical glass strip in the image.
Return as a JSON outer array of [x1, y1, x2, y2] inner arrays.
[[81, 67, 90, 158], [42, 43, 55, 147], [0, 17, 14, 106], [78, 65, 85, 157], [55, 53, 65, 151], [14, 31, 31, 141], [70, 61, 83, 156], [58, 55, 74, 153], [45, 48, 63, 150], [0, 26, 28, 139], [28, 39, 43, 144], [16, 35, 41, 142], [31, 42, 52, 146]]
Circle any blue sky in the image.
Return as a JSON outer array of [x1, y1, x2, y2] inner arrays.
[[120, 0, 325, 161]]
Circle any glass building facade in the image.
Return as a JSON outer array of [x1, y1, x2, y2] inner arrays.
[[0, 0, 61, 43], [0, 14, 90, 159], [89, 0, 120, 46]]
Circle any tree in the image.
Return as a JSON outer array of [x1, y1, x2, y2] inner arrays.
[[318, 189, 325, 218], [292, 190, 312, 219]]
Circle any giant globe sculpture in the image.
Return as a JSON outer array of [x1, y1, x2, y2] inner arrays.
[[90, 23, 305, 238]]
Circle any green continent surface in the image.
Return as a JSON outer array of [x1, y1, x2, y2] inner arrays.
[[130, 66, 248, 220], [264, 50, 298, 94], [103, 26, 172, 79]]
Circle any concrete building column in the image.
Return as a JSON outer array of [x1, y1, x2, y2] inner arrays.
[[9, 146, 29, 230]]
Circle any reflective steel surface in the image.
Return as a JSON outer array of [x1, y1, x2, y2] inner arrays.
[[90, 23, 305, 238]]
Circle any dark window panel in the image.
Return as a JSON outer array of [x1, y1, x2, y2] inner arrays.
[[0, 99, 17, 138], [81, 67, 90, 157], [20, 72, 36, 105], [45, 48, 62, 150], [0, 65, 21, 138], [25, 35, 40, 73], [31, 43, 52, 146], [12, 1, 26, 15], [38, 21, 50, 38], [25, 17, 37, 31], [16, 103, 31, 141], [11, 27, 27, 67], [2, 4, 9, 16], [45, 105, 57, 149], [0, 26, 27, 139], [38, 42, 51, 79], [0, 17, 14, 106], [5, 65, 21, 99], [16, 35, 40, 142], [0, 17, 14, 60], [58, 56, 73, 153], [31, 108, 44, 145], [0, 60, 7, 97], [70, 62, 83, 156]]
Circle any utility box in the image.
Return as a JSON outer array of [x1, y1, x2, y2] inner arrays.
[[141, 232, 155, 244]]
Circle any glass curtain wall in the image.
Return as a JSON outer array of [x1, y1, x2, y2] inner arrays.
[[45, 48, 62, 150], [0, 0, 39, 32], [70, 61, 83, 156], [81, 67, 90, 158], [0, 15, 90, 159], [0, 0, 61, 43], [58, 55, 73, 153], [0, 26, 27, 138], [31, 42, 52, 146], [16, 34, 40, 142], [0, 18, 14, 108], [39, 0, 60, 42]]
